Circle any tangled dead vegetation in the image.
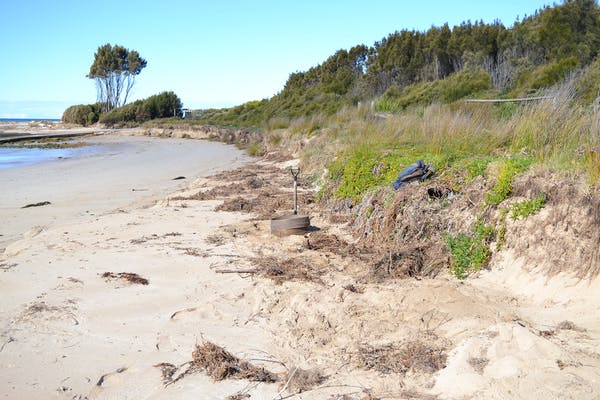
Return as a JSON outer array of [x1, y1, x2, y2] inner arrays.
[[191, 342, 277, 382], [171, 163, 315, 220], [101, 272, 149, 285], [154, 341, 278, 385], [357, 341, 447, 375], [368, 245, 448, 281], [249, 256, 325, 285], [303, 231, 366, 259], [350, 185, 456, 281], [216, 191, 314, 220]]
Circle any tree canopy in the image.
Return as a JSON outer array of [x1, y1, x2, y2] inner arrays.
[[87, 43, 147, 111]]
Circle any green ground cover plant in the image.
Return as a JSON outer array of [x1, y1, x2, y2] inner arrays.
[[509, 193, 546, 220], [445, 220, 495, 279]]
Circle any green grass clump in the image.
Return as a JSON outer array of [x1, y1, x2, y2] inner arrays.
[[486, 157, 533, 206], [246, 143, 264, 157], [445, 220, 495, 279], [509, 193, 546, 220]]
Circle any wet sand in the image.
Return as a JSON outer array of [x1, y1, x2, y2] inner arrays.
[[0, 134, 250, 250]]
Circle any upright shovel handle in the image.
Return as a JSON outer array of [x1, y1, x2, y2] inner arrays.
[[290, 168, 300, 215]]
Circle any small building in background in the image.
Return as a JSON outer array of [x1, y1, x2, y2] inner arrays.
[[181, 108, 192, 119]]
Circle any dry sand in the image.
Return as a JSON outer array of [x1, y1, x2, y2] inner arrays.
[[1, 131, 600, 399]]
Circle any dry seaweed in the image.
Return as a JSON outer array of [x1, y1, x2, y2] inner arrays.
[[154, 363, 178, 384], [154, 342, 277, 386], [101, 272, 149, 285], [191, 342, 278, 382]]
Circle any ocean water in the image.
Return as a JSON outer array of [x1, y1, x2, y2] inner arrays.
[[0, 118, 61, 123], [0, 146, 100, 170]]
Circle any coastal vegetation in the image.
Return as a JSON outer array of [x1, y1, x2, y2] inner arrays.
[[61, 0, 600, 279], [192, 0, 600, 125], [62, 91, 182, 127]]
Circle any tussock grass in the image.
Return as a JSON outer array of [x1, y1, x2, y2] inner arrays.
[[296, 78, 599, 204]]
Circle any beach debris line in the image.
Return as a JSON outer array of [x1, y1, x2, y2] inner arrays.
[[154, 341, 278, 386], [21, 201, 51, 208], [215, 255, 325, 284], [101, 272, 149, 285]]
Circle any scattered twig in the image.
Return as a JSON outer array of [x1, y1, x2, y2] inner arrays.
[[170, 307, 198, 319], [273, 367, 297, 399], [215, 269, 259, 274], [96, 367, 127, 386], [0, 337, 15, 352], [21, 201, 51, 208]]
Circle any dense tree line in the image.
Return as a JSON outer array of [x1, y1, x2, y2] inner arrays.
[[256, 0, 600, 119]]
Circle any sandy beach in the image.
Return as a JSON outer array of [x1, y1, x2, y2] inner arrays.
[[1, 131, 600, 400]]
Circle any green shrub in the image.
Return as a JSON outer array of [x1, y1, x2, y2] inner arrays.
[[575, 55, 600, 104], [375, 68, 493, 112], [524, 57, 579, 90], [62, 103, 102, 126], [445, 219, 495, 279]]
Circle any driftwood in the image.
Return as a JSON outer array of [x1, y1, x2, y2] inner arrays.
[[215, 269, 258, 274], [21, 201, 51, 208]]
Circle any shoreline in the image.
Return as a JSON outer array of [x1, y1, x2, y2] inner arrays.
[[0, 132, 250, 252]]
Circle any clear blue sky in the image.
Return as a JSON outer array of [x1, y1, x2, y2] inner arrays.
[[0, 0, 552, 119]]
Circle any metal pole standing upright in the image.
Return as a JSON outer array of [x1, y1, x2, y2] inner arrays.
[[291, 168, 300, 215]]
